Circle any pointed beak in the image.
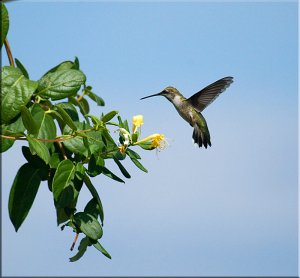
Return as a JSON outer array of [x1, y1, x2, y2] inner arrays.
[[140, 91, 164, 100]]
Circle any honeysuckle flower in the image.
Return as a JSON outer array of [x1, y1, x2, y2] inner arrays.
[[134, 133, 167, 150], [151, 134, 167, 150], [132, 114, 144, 133], [118, 145, 127, 154], [119, 128, 131, 145], [117, 128, 131, 153]]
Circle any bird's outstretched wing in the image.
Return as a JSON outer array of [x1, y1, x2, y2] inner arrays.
[[186, 76, 234, 112]]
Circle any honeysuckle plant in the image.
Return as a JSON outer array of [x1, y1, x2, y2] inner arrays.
[[0, 3, 166, 262]]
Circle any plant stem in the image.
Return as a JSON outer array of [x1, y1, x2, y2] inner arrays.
[[4, 38, 15, 67], [77, 92, 85, 102], [70, 233, 79, 251], [57, 141, 68, 160], [0, 135, 26, 141], [0, 134, 73, 142]]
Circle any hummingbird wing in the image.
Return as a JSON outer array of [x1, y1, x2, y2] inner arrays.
[[187, 76, 233, 112]]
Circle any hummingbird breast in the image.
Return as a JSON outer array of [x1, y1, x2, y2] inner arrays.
[[169, 95, 211, 147], [172, 97, 195, 125]]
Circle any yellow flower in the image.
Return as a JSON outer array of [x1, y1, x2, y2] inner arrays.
[[118, 145, 127, 154], [150, 134, 165, 148], [135, 133, 167, 150], [132, 114, 144, 133]]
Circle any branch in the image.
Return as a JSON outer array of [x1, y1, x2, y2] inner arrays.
[[0, 134, 73, 142], [4, 38, 15, 67], [70, 233, 79, 251], [56, 141, 68, 160]]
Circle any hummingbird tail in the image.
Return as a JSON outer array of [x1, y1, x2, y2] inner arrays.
[[192, 124, 211, 148]]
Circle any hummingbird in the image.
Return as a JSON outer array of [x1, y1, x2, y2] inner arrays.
[[140, 76, 234, 148]]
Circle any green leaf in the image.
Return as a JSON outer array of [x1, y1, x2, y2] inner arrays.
[[55, 175, 83, 225], [62, 136, 86, 157], [32, 108, 57, 149], [8, 163, 42, 231], [131, 158, 148, 173], [113, 157, 131, 178], [21, 146, 49, 180], [0, 134, 14, 152], [56, 208, 73, 225], [54, 104, 78, 131], [85, 88, 105, 106], [37, 69, 86, 100], [73, 212, 103, 240], [74, 56, 80, 70], [69, 236, 90, 262], [84, 198, 103, 220], [1, 3, 9, 49], [93, 241, 112, 259], [126, 148, 141, 159], [106, 121, 119, 127], [82, 136, 91, 158], [77, 97, 90, 116], [103, 167, 125, 183], [123, 120, 130, 133], [117, 115, 130, 132], [136, 141, 155, 150], [86, 114, 102, 127], [96, 155, 105, 167], [27, 136, 50, 164], [63, 122, 105, 157], [131, 132, 139, 143], [1, 66, 38, 124], [1, 115, 25, 136], [75, 162, 85, 180], [87, 154, 103, 177], [73, 175, 84, 195], [52, 159, 76, 208], [55, 102, 79, 121], [0, 115, 25, 152], [117, 115, 124, 128], [113, 150, 126, 160], [20, 106, 38, 134], [15, 58, 29, 79], [101, 129, 117, 150], [47, 168, 54, 192], [68, 97, 90, 121], [43, 60, 77, 76], [101, 111, 118, 123], [84, 174, 104, 225], [22, 146, 41, 165], [49, 153, 61, 169]]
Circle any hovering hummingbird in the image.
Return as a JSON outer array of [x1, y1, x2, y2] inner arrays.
[[141, 76, 234, 148]]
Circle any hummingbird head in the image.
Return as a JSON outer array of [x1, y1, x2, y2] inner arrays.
[[140, 86, 182, 101]]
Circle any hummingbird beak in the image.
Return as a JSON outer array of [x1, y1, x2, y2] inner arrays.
[[140, 91, 164, 100]]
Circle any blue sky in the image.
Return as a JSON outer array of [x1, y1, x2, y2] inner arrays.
[[1, 1, 298, 276]]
